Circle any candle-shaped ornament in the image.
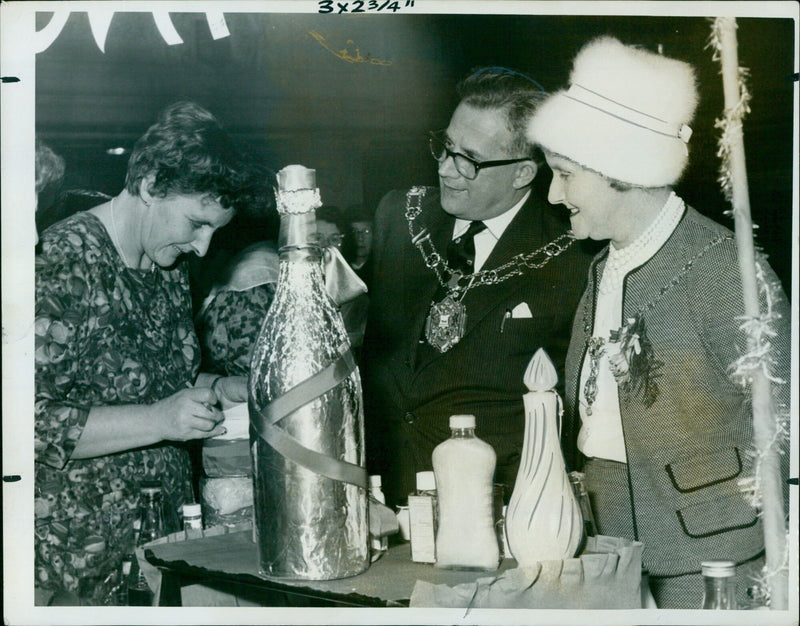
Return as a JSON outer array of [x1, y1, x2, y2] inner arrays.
[[248, 165, 368, 580], [505, 348, 583, 566]]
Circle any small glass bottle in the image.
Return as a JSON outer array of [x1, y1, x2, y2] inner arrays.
[[408, 471, 438, 563], [126, 484, 165, 606], [182, 503, 203, 540], [701, 560, 738, 609], [433, 414, 499, 570], [569, 471, 598, 537], [368, 475, 389, 556], [495, 505, 511, 559]]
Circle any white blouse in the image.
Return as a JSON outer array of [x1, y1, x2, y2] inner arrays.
[[577, 192, 685, 462]]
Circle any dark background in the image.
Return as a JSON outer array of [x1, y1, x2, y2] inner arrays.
[[35, 11, 795, 295]]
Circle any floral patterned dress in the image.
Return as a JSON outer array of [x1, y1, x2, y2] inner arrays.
[[35, 212, 197, 604], [197, 286, 277, 377], [196, 241, 279, 377]]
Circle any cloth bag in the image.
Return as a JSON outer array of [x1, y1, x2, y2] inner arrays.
[[410, 535, 643, 609]]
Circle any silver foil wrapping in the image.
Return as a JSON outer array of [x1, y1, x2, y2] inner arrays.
[[248, 166, 368, 580]]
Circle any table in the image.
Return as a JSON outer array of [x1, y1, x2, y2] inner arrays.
[[145, 531, 516, 607]]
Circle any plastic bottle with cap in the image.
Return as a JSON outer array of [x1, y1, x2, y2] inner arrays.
[[182, 503, 203, 540], [432, 414, 499, 570], [701, 560, 738, 609]]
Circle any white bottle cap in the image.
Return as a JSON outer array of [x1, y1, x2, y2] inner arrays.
[[369, 475, 382, 489], [701, 560, 736, 577], [416, 471, 436, 491], [183, 503, 202, 517], [449, 414, 476, 429]]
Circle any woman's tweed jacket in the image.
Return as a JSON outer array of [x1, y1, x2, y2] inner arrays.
[[563, 206, 791, 577]]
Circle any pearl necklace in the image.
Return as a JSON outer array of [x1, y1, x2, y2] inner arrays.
[[599, 192, 684, 295]]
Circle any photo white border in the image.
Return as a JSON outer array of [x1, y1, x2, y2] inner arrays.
[[2, 2, 797, 624]]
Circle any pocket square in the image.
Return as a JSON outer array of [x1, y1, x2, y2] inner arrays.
[[511, 302, 532, 318]]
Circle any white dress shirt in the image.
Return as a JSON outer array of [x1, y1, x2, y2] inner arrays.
[[451, 191, 529, 271]]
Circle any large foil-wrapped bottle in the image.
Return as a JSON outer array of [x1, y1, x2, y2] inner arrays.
[[248, 165, 368, 580]]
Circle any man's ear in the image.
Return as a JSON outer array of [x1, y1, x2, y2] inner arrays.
[[138, 174, 157, 206], [512, 160, 538, 189]]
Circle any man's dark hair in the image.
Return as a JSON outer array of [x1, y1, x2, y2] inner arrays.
[[457, 67, 547, 163]]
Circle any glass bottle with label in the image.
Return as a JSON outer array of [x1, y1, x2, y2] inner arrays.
[[408, 471, 438, 563], [569, 471, 598, 538], [126, 484, 165, 605]]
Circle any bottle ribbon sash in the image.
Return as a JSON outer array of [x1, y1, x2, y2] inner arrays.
[[250, 344, 368, 489]]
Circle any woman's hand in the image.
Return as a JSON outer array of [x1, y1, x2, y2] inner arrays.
[[151, 386, 227, 441], [71, 386, 227, 459], [211, 376, 248, 410]]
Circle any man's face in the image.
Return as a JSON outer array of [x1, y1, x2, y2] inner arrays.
[[438, 103, 526, 221], [350, 220, 373, 259], [316, 219, 344, 250]]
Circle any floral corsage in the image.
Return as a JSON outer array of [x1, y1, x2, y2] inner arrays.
[[608, 313, 662, 407]]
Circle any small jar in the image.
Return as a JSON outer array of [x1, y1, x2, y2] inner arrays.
[[182, 503, 203, 540]]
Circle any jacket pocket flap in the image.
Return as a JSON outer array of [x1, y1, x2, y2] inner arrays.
[[676, 494, 757, 539], [665, 447, 742, 493]]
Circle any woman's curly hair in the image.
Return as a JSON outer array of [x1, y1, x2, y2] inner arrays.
[[35, 138, 66, 194], [125, 101, 273, 217]]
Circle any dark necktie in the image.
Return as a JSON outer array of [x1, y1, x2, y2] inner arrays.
[[446, 220, 487, 276]]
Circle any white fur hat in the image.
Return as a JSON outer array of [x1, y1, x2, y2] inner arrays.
[[528, 36, 698, 187]]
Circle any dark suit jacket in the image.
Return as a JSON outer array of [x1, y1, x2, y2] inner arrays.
[[361, 186, 595, 507]]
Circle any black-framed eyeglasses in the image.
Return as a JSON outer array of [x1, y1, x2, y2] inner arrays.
[[428, 131, 531, 180]]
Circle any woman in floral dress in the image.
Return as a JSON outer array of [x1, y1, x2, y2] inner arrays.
[[34, 101, 270, 605]]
